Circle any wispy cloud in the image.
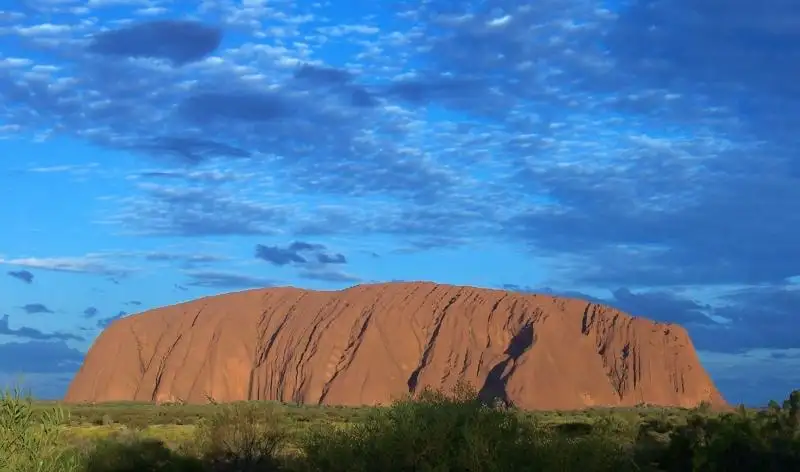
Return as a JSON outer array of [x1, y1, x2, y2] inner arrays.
[[297, 268, 360, 283], [96, 311, 128, 329], [7, 270, 34, 284], [255, 241, 342, 266], [0, 256, 132, 277], [87, 20, 222, 65], [0, 315, 83, 341], [19, 303, 53, 314], [0, 341, 84, 374], [25, 163, 100, 174], [137, 251, 228, 269], [254, 241, 356, 283], [111, 184, 290, 236], [183, 270, 277, 289]]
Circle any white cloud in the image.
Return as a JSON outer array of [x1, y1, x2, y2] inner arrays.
[[0, 256, 133, 276]]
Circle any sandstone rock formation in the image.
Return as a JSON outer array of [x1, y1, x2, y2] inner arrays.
[[65, 282, 726, 409]]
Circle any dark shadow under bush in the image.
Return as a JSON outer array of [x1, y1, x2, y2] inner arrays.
[[82, 436, 204, 472]]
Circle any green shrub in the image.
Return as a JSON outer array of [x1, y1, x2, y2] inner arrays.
[[0, 386, 78, 472], [532, 434, 638, 472], [190, 401, 288, 471], [301, 382, 635, 472], [655, 389, 800, 472]]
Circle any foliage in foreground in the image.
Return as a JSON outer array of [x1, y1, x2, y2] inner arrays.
[[301, 383, 635, 472], [0, 386, 80, 472], [652, 390, 800, 472], [2, 384, 799, 472]]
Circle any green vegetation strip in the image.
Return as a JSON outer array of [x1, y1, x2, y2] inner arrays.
[[2, 384, 799, 472]]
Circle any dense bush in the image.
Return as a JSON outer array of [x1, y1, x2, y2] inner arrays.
[[302, 383, 539, 471], [190, 401, 287, 471], [300, 383, 636, 472], [650, 390, 800, 472], [2, 383, 799, 472]]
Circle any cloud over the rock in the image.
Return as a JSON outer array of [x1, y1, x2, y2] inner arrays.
[[255, 241, 357, 283], [183, 270, 276, 289]]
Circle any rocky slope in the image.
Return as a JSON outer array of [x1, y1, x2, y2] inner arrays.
[[65, 282, 726, 409]]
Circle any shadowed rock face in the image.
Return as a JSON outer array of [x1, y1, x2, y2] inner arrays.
[[65, 282, 726, 409]]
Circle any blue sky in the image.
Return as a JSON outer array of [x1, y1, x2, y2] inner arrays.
[[1, 0, 798, 406]]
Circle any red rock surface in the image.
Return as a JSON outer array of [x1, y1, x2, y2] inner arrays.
[[65, 282, 726, 409]]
